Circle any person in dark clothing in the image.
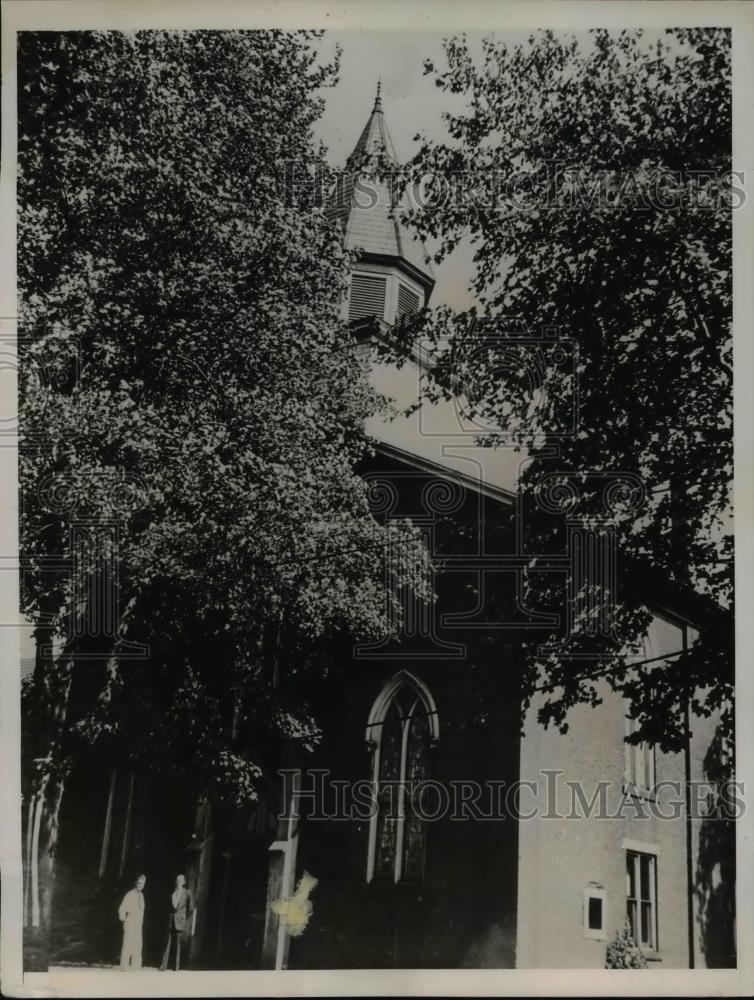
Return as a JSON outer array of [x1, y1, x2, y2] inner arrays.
[[160, 873, 194, 971]]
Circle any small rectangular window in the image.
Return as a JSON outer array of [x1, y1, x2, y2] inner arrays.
[[348, 273, 387, 322], [583, 887, 607, 940], [626, 850, 658, 951]]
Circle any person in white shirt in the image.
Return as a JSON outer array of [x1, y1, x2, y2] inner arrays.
[[118, 874, 146, 970]]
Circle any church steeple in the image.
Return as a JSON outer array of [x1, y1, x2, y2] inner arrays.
[[346, 78, 399, 169], [330, 80, 435, 326]]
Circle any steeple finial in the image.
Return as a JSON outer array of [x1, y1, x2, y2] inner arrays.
[[373, 77, 383, 112]]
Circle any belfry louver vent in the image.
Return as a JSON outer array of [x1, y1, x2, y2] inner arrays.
[[349, 273, 387, 322], [397, 283, 421, 318]]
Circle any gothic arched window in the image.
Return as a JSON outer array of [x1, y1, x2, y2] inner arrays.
[[365, 671, 439, 884]]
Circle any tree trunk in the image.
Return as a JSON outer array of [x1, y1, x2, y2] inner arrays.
[[22, 592, 137, 969], [22, 625, 73, 971], [668, 476, 694, 588], [24, 762, 71, 970]]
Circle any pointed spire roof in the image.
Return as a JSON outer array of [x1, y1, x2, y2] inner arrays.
[[346, 78, 399, 169], [330, 81, 434, 294]]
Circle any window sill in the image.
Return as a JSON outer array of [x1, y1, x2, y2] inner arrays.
[[622, 783, 657, 803]]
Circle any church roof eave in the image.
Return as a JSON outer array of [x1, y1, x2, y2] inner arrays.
[[353, 251, 435, 296]]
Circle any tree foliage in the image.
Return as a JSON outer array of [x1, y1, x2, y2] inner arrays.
[[19, 29, 429, 801], [605, 924, 648, 969], [398, 28, 733, 750]]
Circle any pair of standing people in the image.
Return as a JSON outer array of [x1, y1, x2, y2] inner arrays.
[[118, 873, 194, 971]]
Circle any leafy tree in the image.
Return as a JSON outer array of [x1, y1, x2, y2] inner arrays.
[[605, 923, 647, 969], [18, 29, 428, 965], [396, 28, 733, 751]]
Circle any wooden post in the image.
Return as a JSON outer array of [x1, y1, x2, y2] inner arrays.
[[23, 794, 35, 926], [682, 624, 695, 969], [261, 845, 286, 968], [118, 772, 135, 877], [215, 850, 233, 964], [261, 770, 300, 970], [98, 769, 117, 878], [186, 798, 213, 967], [29, 789, 44, 928]]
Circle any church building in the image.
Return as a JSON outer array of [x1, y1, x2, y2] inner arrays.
[[28, 83, 735, 974]]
